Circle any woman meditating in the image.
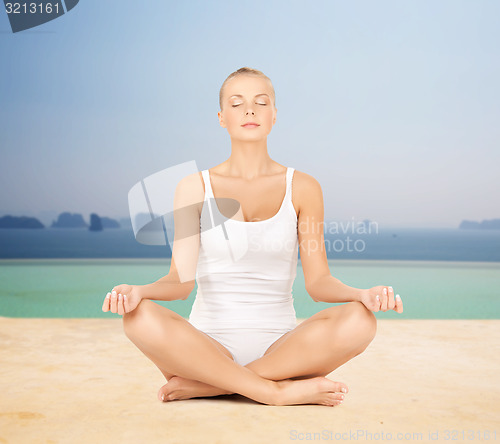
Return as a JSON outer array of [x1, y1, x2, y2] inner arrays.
[[102, 67, 403, 407]]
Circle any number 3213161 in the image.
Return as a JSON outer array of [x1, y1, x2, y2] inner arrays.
[[5, 3, 61, 14]]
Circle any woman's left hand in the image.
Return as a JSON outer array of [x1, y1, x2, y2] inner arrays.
[[360, 286, 403, 313], [102, 284, 143, 315]]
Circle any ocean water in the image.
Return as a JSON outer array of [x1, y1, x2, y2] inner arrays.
[[1, 258, 499, 319], [1, 226, 500, 261]]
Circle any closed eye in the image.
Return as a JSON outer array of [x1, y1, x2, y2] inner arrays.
[[232, 103, 267, 107]]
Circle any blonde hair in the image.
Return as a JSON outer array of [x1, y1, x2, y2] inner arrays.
[[219, 67, 276, 111]]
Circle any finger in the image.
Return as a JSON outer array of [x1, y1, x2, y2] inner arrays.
[[395, 294, 404, 313], [123, 294, 131, 313], [387, 286, 395, 310], [381, 288, 388, 311], [117, 294, 124, 316], [373, 294, 380, 312], [111, 290, 118, 313], [102, 293, 111, 312]]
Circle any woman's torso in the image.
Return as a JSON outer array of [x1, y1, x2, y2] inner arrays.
[[188, 166, 299, 331]]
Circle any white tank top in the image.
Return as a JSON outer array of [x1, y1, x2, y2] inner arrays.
[[188, 167, 299, 331]]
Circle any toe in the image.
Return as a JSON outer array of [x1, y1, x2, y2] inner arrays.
[[336, 382, 349, 394], [331, 393, 344, 403], [158, 377, 184, 402], [158, 390, 164, 402], [326, 394, 343, 407], [324, 378, 349, 394], [158, 382, 170, 402]]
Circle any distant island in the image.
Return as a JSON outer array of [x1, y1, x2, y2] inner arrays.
[[0, 212, 121, 229], [50, 212, 121, 230], [89, 213, 103, 231], [87, 213, 121, 231], [5, 212, 498, 230], [0, 215, 44, 229], [101, 216, 121, 229], [51, 212, 88, 228], [459, 218, 500, 230]]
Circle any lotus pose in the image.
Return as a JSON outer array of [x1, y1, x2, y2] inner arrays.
[[102, 67, 403, 407]]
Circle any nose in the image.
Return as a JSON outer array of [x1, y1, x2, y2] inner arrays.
[[245, 105, 256, 115]]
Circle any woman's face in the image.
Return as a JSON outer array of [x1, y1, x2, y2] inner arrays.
[[218, 75, 277, 141]]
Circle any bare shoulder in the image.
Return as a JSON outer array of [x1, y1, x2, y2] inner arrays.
[[174, 172, 205, 210], [292, 170, 324, 217], [293, 169, 322, 190]]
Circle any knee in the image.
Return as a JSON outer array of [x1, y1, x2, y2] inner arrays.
[[344, 301, 377, 342], [122, 298, 153, 339]]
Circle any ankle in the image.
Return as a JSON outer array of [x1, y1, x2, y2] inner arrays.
[[268, 380, 284, 406]]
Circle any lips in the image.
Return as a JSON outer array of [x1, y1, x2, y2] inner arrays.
[[242, 122, 260, 128]]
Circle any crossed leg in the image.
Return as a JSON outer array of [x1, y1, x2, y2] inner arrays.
[[123, 299, 376, 406], [155, 301, 377, 402]]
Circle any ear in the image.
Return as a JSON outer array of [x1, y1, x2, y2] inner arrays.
[[218, 111, 226, 128]]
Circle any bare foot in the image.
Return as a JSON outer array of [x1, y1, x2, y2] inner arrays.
[[158, 376, 234, 402], [275, 376, 348, 407]]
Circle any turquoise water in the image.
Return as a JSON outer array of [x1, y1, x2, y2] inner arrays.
[[1, 259, 499, 319]]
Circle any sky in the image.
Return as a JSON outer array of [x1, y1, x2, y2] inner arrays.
[[1, 0, 499, 228]]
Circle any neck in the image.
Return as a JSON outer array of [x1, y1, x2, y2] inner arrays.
[[222, 138, 276, 180]]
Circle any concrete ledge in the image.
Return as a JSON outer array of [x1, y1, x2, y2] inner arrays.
[[0, 317, 499, 443]]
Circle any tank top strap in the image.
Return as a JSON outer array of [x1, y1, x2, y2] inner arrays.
[[201, 169, 214, 198], [286, 167, 295, 203]]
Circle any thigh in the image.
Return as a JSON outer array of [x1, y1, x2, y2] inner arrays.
[[243, 302, 376, 380], [263, 301, 375, 357], [123, 299, 235, 361], [194, 328, 236, 362]]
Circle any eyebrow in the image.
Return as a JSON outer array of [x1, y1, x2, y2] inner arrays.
[[229, 94, 270, 99]]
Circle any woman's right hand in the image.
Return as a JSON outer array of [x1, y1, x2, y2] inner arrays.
[[102, 284, 143, 315]]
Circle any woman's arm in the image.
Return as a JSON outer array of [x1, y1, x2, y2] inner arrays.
[[295, 171, 365, 303], [103, 173, 203, 312], [141, 172, 203, 301], [103, 257, 194, 314], [295, 171, 403, 312], [306, 274, 364, 304], [139, 255, 196, 301]]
